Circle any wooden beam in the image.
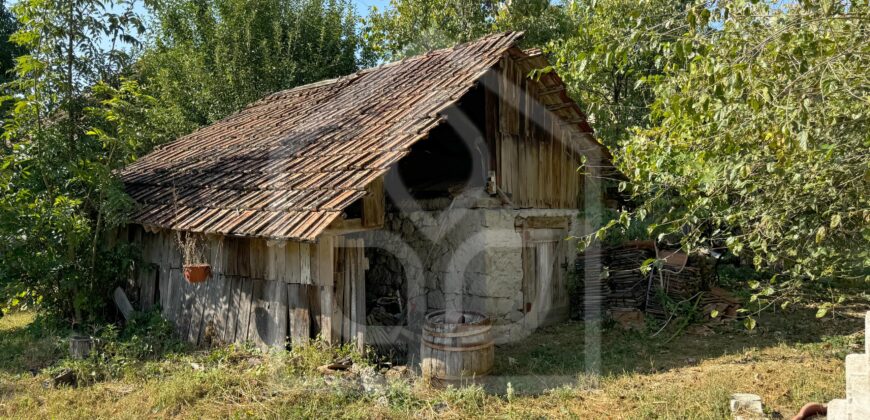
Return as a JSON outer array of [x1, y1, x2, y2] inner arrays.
[[362, 176, 385, 228], [324, 218, 380, 235], [538, 86, 566, 96], [515, 216, 570, 230]]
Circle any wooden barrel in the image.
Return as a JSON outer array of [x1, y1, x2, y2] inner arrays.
[[420, 310, 493, 381]]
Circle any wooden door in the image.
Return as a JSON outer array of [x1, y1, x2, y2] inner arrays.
[[332, 237, 367, 352], [521, 229, 570, 330]]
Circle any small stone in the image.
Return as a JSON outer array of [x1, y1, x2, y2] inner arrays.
[[52, 369, 77, 388], [729, 393, 764, 419], [356, 366, 387, 393], [385, 365, 411, 381]]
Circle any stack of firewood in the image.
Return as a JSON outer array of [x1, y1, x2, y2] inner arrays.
[[644, 264, 704, 319], [606, 247, 652, 311], [573, 250, 610, 320], [574, 245, 725, 321], [699, 287, 741, 319]]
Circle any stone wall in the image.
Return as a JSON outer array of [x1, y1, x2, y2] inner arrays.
[[360, 199, 583, 346], [827, 312, 870, 419]]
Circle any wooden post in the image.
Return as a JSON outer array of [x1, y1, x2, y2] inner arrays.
[[313, 236, 335, 344], [362, 176, 385, 228], [354, 241, 366, 354]]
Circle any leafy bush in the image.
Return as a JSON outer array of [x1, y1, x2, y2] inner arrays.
[[51, 308, 185, 385]]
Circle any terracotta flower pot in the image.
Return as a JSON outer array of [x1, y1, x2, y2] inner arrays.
[[183, 264, 211, 283]]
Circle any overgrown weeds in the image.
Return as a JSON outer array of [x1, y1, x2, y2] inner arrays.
[[0, 291, 866, 418]]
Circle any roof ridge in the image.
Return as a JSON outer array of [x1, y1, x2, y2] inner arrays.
[[260, 31, 526, 99], [122, 31, 535, 241]]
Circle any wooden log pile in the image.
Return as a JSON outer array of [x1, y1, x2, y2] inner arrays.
[[574, 245, 727, 320], [573, 250, 610, 320], [644, 264, 704, 319], [606, 248, 651, 311], [365, 295, 407, 362]]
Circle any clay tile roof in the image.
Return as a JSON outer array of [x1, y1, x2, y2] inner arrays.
[[121, 31, 595, 241]]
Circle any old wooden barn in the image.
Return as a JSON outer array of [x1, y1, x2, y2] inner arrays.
[[119, 32, 611, 356]]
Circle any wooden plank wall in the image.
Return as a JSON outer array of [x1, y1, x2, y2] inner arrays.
[[332, 237, 367, 352], [491, 56, 583, 209], [131, 226, 367, 350]]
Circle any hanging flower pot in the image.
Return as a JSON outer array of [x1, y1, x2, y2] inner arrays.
[[183, 264, 211, 283]]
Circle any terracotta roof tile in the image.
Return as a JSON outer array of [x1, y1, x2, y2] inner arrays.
[[121, 31, 595, 241]]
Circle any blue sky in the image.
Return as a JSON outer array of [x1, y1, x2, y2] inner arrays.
[[355, 0, 390, 16], [133, 0, 391, 19]]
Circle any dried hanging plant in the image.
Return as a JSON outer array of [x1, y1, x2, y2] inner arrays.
[[171, 184, 209, 266], [175, 230, 208, 266]]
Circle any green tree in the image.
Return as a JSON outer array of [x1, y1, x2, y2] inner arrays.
[[548, 0, 691, 148], [0, 0, 174, 323], [604, 1, 869, 301], [0, 0, 22, 86], [140, 0, 369, 127], [364, 0, 573, 61]]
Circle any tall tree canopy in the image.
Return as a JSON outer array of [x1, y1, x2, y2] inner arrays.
[[0, 0, 177, 322], [549, 0, 691, 148], [364, 0, 573, 60], [609, 0, 869, 299], [140, 0, 370, 127], [0, 0, 21, 87]]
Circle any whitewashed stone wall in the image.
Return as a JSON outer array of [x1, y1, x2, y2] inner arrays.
[[361, 201, 583, 345], [827, 312, 870, 419]]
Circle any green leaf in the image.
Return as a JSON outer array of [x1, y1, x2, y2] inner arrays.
[[743, 317, 757, 330], [816, 307, 829, 318]]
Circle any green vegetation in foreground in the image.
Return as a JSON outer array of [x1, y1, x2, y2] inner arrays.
[[0, 291, 866, 419]]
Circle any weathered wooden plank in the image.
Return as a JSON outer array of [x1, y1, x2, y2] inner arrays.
[[308, 284, 322, 340], [137, 264, 158, 311], [174, 268, 193, 339], [113, 287, 134, 321], [235, 277, 254, 343], [299, 243, 311, 285], [342, 243, 352, 344], [288, 283, 310, 347], [352, 240, 366, 353], [222, 276, 240, 344], [238, 238, 251, 278], [246, 279, 267, 348], [362, 176, 385, 228], [249, 239, 267, 279], [521, 242, 538, 330], [202, 273, 225, 346], [535, 241, 554, 327], [268, 279, 288, 348], [331, 236, 347, 344], [311, 235, 335, 343], [159, 234, 172, 311], [266, 241, 280, 281], [286, 242, 301, 284], [187, 279, 209, 344], [313, 236, 334, 286]]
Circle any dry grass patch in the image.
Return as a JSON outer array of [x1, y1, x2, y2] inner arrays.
[[0, 293, 865, 419]]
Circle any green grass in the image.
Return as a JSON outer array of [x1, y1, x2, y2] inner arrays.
[[0, 293, 866, 419]]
